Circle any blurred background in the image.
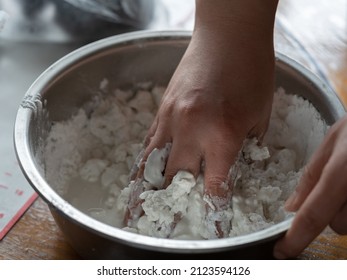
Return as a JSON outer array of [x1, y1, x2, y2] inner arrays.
[[1, 0, 346, 99], [0, 0, 346, 259]]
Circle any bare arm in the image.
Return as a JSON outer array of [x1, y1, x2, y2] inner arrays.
[[127, 0, 279, 236]]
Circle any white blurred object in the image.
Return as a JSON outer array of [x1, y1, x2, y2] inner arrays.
[[149, 0, 195, 30], [0, 0, 195, 42], [64, 0, 154, 27], [0, 10, 9, 31], [0, 0, 155, 43]]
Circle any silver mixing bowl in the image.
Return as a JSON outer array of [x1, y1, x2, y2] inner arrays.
[[14, 31, 345, 259]]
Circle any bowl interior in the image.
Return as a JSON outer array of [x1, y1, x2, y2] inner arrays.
[[15, 31, 346, 258]]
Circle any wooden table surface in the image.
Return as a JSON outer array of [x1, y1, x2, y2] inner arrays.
[[1, 0, 347, 260]]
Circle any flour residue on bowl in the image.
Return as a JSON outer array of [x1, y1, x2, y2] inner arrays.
[[43, 83, 327, 239]]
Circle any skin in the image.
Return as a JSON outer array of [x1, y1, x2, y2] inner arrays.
[[127, 0, 347, 258], [273, 115, 347, 259], [134, 0, 278, 204], [127, 0, 278, 233], [126, 0, 278, 229]]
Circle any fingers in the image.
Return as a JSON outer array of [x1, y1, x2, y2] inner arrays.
[[203, 137, 242, 202], [274, 151, 347, 259], [129, 117, 159, 181], [124, 179, 145, 226], [133, 122, 171, 181], [164, 140, 202, 187], [201, 136, 243, 238], [274, 117, 347, 258], [143, 116, 159, 147], [330, 201, 347, 235]]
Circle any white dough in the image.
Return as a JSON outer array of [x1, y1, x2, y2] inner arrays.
[[43, 85, 327, 239]]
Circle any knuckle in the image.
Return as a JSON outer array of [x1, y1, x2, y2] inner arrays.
[[206, 175, 225, 188], [205, 175, 231, 197], [175, 92, 207, 118]]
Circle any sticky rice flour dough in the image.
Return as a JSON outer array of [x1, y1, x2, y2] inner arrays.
[[44, 81, 327, 240]]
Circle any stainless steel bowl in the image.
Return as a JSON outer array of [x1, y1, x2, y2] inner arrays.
[[14, 31, 346, 259]]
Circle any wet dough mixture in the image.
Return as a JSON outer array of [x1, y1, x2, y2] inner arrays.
[[44, 81, 327, 239]]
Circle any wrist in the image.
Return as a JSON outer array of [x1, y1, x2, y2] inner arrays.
[[194, 0, 278, 44]]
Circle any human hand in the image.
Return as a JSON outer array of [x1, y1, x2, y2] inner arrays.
[[125, 36, 275, 233], [274, 114, 347, 259], [125, 0, 279, 236]]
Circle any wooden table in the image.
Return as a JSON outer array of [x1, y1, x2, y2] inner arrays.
[[1, 197, 347, 260], [1, 0, 347, 260]]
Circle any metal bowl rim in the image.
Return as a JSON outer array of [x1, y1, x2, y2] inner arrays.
[[13, 30, 345, 253]]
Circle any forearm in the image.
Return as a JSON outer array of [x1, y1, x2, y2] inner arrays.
[[195, 0, 279, 36], [187, 0, 278, 99], [193, 0, 278, 59]]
